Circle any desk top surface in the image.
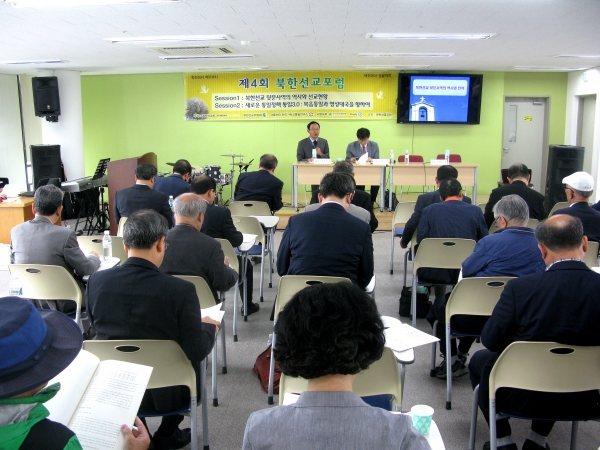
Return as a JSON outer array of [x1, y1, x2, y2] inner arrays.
[[0, 197, 34, 208]]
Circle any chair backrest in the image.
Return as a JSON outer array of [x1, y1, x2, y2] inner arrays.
[[445, 277, 514, 323], [215, 238, 239, 274], [392, 202, 416, 228], [82, 340, 196, 396], [397, 155, 424, 163], [174, 275, 216, 309], [477, 203, 486, 214], [585, 240, 599, 268], [527, 218, 539, 229], [548, 201, 570, 216], [436, 154, 462, 162], [275, 275, 351, 320], [228, 201, 272, 217], [117, 217, 128, 237], [413, 238, 476, 273], [488, 341, 600, 401], [77, 235, 128, 264], [488, 220, 500, 234], [279, 347, 402, 407], [231, 216, 266, 246]]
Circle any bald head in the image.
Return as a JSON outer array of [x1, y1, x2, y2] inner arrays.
[[173, 193, 207, 230], [535, 214, 587, 263]]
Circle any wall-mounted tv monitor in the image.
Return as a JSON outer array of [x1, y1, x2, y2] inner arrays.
[[397, 74, 483, 124]]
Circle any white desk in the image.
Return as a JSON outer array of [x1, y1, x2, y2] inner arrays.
[[82, 257, 120, 282], [251, 215, 280, 290]]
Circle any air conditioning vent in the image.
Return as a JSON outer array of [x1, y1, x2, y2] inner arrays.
[[153, 46, 237, 56]]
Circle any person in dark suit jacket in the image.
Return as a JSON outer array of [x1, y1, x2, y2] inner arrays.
[[551, 171, 600, 242], [400, 165, 471, 248], [309, 161, 378, 232], [296, 121, 330, 161], [469, 215, 600, 450], [153, 159, 192, 199], [160, 193, 237, 302], [114, 163, 174, 228], [484, 163, 546, 228], [234, 154, 284, 213], [345, 128, 380, 203], [87, 210, 220, 450], [277, 172, 374, 289]]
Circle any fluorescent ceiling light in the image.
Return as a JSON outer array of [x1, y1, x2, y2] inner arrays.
[[194, 66, 268, 71], [0, 59, 65, 65], [5, 0, 179, 6], [367, 33, 494, 40], [161, 54, 254, 60], [514, 66, 588, 71], [106, 35, 229, 44], [358, 52, 453, 58], [353, 65, 430, 70], [554, 54, 600, 59]]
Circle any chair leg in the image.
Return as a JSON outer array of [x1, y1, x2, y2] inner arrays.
[[190, 395, 198, 450], [233, 283, 239, 341], [267, 332, 276, 405], [469, 385, 479, 450], [200, 359, 209, 450], [259, 247, 265, 302], [220, 319, 227, 374], [400, 363, 406, 411], [403, 249, 409, 287], [390, 232, 395, 274], [268, 231, 274, 288], [570, 421, 579, 450], [490, 398, 497, 450], [430, 320, 438, 377], [446, 323, 452, 410], [411, 275, 418, 328], [211, 342, 218, 407]]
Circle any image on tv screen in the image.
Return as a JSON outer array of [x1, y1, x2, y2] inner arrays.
[[409, 75, 471, 123]]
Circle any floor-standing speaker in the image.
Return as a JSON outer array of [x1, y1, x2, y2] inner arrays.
[[32, 76, 61, 118], [544, 144, 584, 214], [31, 145, 62, 189]]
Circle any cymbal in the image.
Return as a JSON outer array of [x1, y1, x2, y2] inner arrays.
[[220, 153, 244, 158], [231, 162, 253, 167], [166, 162, 175, 166]]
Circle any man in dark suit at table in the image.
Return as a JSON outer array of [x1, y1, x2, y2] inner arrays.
[[114, 163, 173, 228], [234, 154, 283, 213], [469, 214, 600, 450], [277, 172, 374, 289], [345, 127, 380, 204], [551, 171, 600, 242], [153, 159, 192, 199], [484, 163, 546, 228], [296, 121, 330, 162], [87, 209, 220, 450], [400, 165, 471, 249]]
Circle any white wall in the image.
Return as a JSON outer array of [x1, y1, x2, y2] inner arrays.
[[0, 74, 27, 187]]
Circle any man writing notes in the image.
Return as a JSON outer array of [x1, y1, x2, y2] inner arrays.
[[346, 127, 380, 203]]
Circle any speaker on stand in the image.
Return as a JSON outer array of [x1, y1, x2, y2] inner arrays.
[[31, 145, 62, 189], [544, 144, 585, 214]]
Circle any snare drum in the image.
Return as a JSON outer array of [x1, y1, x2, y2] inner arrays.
[[218, 173, 231, 185], [204, 165, 221, 181]]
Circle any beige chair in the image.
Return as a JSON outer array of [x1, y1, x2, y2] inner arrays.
[[82, 340, 208, 450], [410, 238, 476, 327], [279, 347, 403, 410], [77, 235, 128, 264], [9, 264, 83, 327], [228, 201, 272, 217], [268, 275, 352, 405], [477, 203, 486, 214], [438, 277, 514, 410], [215, 238, 242, 341], [548, 201, 570, 216], [585, 240, 599, 268], [389, 202, 416, 275], [488, 218, 539, 235], [174, 275, 227, 408], [402, 232, 418, 288], [470, 341, 600, 450], [117, 217, 128, 237]]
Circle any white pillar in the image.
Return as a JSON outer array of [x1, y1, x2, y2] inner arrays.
[[40, 70, 85, 180]]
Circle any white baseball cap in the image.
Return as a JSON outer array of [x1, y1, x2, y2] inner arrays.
[[563, 171, 594, 192]]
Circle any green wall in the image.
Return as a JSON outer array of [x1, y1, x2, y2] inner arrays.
[[81, 71, 568, 196]]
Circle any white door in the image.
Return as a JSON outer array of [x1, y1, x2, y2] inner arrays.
[[502, 98, 548, 193], [577, 95, 596, 174]]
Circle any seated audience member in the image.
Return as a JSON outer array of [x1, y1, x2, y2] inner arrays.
[[0, 296, 150, 450], [114, 163, 173, 228], [277, 172, 374, 289], [552, 171, 600, 242], [462, 195, 546, 277], [10, 184, 100, 312], [469, 214, 600, 450], [234, 154, 283, 213], [87, 210, 220, 450], [153, 159, 192, 199], [242, 283, 431, 450], [309, 161, 378, 232], [400, 165, 471, 249], [192, 175, 259, 315], [160, 193, 237, 302], [484, 163, 546, 228]]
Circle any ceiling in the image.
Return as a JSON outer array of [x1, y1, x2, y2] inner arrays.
[[1, 0, 599, 76]]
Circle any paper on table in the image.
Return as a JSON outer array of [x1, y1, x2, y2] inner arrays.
[[202, 303, 225, 322], [242, 233, 257, 244], [357, 153, 370, 164], [282, 393, 300, 405], [382, 315, 439, 353]]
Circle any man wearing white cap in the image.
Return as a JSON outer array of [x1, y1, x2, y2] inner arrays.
[[552, 171, 600, 242]]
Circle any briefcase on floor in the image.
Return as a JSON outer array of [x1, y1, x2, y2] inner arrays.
[[399, 286, 430, 319], [253, 345, 281, 394]]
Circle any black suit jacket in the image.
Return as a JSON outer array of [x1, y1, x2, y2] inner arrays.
[[310, 188, 378, 232], [277, 202, 374, 289], [114, 184, 174, 228], [484, 180, 546, 227], [200, 203, 243, 247], [400, 190, 471, 247], [161, 224, 238, 301], [234, 170, 284, 212], [87, 257, 216, 393], [552, 202, 600, 242], [153, 173, 190, 199], [297, 137, 330, 161]]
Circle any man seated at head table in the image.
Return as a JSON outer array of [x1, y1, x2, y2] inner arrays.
[[242, 283, 431, 450], [345, 127, 381, 204], [234, 154, 284, 213], [469, 214, 600, 450], [87, 210, 220, 450], [0, 296, 150, 450], [160, 193, 237, 303], [277, 172, 374, 290]]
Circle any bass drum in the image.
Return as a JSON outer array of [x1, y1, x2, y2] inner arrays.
[[204, 165, 221, 181]]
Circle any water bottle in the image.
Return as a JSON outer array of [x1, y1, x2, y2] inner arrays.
[[311, 148, 317, 160], [102, 231, 112, 261], [405, 149, 410, 165], [168, 195, 174, 209], [389, 149, 394, 164], [9, 275, 22, 296], [444, 149, 450, 165]]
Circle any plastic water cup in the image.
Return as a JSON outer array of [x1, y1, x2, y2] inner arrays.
[[411, 404, 434, 435]]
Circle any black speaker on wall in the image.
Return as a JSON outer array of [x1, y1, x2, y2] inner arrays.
[[544, 144, 585, 214], [31, 145, 62, 189], [32, 76, 60, 121]]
